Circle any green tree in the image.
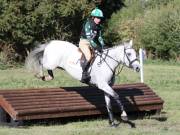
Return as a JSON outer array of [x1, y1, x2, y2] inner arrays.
[[0, 0, 125, 63], [105, 0, 180, 60]]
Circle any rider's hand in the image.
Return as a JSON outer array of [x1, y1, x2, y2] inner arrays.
[[97, 47, 103, 53]]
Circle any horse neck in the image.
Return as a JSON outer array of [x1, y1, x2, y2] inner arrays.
[[105, 45, 125, 68]]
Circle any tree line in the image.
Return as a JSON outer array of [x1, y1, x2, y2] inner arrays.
[[0, 0, 124, 64], [0, 0, 179, 65], [106, 0, 180, 60]]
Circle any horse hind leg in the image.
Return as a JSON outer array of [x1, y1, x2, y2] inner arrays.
[[42, 70, 54, 81], [34, 64, 54, 81]]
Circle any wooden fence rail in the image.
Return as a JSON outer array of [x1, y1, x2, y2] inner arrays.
[[0, 83, 164, 125]]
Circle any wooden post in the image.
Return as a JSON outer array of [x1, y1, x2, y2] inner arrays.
[[139, 48, 144, 83]]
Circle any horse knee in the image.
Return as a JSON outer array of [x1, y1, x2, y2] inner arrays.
[[98, 83, 119, 100]]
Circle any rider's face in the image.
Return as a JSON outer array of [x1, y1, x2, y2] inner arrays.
[[93, 17, 101, 25]]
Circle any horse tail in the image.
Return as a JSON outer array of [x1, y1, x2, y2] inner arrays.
[[25, 43, 47, 74]]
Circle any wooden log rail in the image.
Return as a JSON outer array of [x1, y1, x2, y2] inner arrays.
[[0, 83, 164, 122]]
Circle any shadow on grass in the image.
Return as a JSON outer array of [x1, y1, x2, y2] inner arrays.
[[3, 111, 167, 129], [149, 111, 168, 122]]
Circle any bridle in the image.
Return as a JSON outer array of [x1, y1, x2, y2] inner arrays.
[[95, 47, 139, 76], [124, 48, 139, 68]]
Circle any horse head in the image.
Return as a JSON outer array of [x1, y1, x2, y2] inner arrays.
[[123, 40, 140, 72]]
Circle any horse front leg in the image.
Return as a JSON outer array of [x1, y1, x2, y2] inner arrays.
[[104, 93, 118, 127], [98, 83, 128, 123]]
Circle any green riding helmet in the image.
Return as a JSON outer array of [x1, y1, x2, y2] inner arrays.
[[91, 8, 103, 18]]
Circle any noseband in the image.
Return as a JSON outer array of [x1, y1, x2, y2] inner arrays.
[[95, 47, 138, 76], [124, 48, 139, 68]]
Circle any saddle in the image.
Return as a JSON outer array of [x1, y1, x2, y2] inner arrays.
[[78, 48, 95, 70]]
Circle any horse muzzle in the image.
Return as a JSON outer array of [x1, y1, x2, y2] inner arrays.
[[130, 59, 140, 72], [132, 63, 140, 72], [135, 66, 140, 72]]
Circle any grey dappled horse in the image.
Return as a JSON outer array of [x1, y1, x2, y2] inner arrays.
[[25, 40, 140, 127]]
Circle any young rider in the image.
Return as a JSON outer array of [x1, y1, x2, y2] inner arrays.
[[79, 7, 105, 82]]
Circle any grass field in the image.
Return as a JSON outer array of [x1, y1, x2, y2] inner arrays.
[[0, 60, 180, 135]]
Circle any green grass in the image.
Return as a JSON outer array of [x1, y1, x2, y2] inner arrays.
[[0, 60, 180, 135]]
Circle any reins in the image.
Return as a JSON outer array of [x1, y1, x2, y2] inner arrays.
[[89, 46, 139, 77], [95, 49, 125, 76]]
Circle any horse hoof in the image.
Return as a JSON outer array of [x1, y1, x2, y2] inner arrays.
[[121, 116, 128, 122], [121, 111, 128, 121], [45, 76, 53, 81], [41, 76, 53, 81], [41, 76, 45, 81], [109, 121, 119, 128]]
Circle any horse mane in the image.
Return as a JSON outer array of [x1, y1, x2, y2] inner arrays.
[[104, 43, 124, 51]]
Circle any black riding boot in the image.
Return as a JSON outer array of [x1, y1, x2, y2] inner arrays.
[[81, 60, 91, 83]]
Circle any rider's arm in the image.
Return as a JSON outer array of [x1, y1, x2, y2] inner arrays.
[[98, 30, 105, 48], [84, 21, 97, 48]]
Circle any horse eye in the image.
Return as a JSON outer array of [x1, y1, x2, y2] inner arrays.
[[127, 53, 131, 56]]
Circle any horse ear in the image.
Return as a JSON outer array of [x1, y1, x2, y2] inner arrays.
[[129, 40, 133, 47], [125, 40, 133, 49]]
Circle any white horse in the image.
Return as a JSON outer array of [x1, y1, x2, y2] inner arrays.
[[25, 40, 140, 127]]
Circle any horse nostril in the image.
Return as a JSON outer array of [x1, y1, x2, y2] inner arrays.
[[136, 67, 140, 72]]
